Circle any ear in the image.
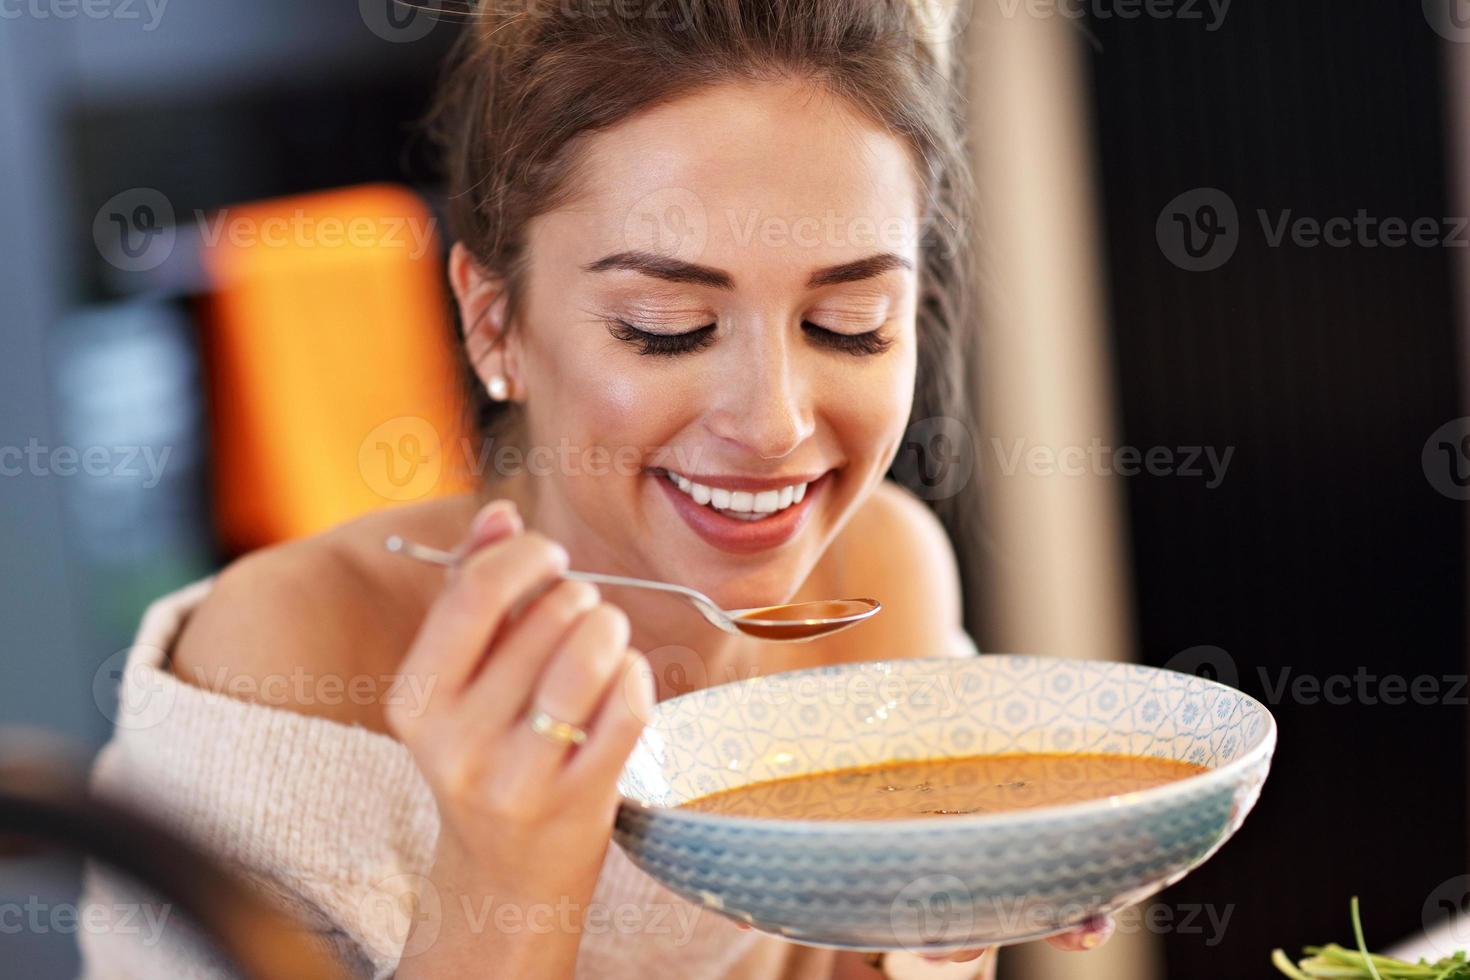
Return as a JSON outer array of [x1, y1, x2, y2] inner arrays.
[[449, 241, 521, 401]]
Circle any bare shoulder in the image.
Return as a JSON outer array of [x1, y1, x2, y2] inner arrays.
[[809, 480, 975, 662], [168, 496, 477, 733]]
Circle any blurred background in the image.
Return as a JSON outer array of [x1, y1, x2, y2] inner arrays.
[[0, 1, 1466, 978]]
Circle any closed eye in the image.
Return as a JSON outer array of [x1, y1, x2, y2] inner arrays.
[[605, 318, 717, 357], [802, 321, 894, 357]]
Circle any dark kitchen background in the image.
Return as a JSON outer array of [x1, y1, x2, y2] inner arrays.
[[1087, 3, 1466, 978], [0, 2, 1465, 978]]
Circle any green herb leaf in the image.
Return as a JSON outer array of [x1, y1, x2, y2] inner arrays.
[[1271, 899, 1468, 979]]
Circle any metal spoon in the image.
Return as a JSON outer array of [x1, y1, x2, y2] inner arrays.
[[384, 535, 881, 643]]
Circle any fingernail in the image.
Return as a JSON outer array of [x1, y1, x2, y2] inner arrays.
[[470, 499, 520, 543], [1074, 916, 1113, 951]]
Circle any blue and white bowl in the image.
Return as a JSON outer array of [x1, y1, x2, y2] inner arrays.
[[614, 655, 1275, 952]]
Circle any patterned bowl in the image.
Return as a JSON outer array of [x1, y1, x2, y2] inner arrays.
[[614, 654, 1275, 952]]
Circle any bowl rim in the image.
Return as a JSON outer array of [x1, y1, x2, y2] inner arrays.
[[616, 653, 1278, 833]]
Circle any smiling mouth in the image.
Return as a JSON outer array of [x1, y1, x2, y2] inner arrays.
[[653, 468, 817, 521]]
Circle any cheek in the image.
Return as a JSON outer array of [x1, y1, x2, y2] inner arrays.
[[575, 359, 641, 423], [524, 338, 697, 465], [828, 348, 917, 468]]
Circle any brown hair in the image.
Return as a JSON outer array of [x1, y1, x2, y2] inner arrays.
[[425, 0, 979, 597]]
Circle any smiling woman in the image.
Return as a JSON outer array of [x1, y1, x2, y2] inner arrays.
[[70, 3, 1092, 980]]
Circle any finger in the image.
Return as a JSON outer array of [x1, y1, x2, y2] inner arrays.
[[1046, 915, 1115, 951], [921, 947, 991, 964], [458, 498, 522, 557], [399, 531, 569, 696], [563, 648, 655, 789], [507, 603, 631, 771], [458, 579, 603, 730]]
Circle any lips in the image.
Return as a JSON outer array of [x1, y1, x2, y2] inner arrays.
[[652, 468, 831, 555]]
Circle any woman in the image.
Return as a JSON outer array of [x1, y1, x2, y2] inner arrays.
[[78, 1, 1115, 977]]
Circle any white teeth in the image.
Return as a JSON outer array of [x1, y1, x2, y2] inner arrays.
[[662, 470, 813, 519]]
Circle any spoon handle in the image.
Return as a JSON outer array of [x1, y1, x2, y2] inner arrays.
[[386, 536, 698, 596], [383, 536, 735, 632], [382, 537, 458, 567], [558, 568, 705, 602]]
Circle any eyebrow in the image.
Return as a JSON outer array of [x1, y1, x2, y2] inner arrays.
[[581, 250, 913, 290]]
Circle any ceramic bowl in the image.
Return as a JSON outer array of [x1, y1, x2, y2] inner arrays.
[[614, 654, 1275, 952]]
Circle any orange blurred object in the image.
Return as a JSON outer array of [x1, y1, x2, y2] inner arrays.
[[198, 183, 472, 552]]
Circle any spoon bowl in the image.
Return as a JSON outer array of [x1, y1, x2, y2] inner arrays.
[[383, 536, 881, 643], [720, 599, 882, 641]]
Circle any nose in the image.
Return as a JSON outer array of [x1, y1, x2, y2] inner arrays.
[[704, 327, 815, 460]]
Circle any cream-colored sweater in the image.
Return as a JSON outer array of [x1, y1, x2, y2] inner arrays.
[[76, 578, 836, 980]]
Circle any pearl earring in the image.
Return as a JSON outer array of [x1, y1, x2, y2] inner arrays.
[[487, 375, 509, 401]]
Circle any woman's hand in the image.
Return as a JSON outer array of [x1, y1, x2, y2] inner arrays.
[[925, 914, 1117, 965], [779, 914, 1118, 977], [388, 498, 655, 978]]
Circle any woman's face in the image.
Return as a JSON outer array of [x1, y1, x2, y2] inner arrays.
[[471, 79, 921, 609]]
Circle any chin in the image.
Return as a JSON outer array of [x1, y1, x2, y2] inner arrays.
[[700, 562, 812, 612]]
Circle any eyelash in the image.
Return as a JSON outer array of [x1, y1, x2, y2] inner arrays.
[[605, 319, 893, 358], [606, 319, 717, 356]]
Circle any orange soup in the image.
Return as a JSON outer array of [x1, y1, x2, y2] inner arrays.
[[676, 752, 1208, 820]]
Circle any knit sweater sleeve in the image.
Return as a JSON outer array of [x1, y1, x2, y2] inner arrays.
[[74, 578, 441, 980]]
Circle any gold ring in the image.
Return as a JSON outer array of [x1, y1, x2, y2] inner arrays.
[[527, 707, 588, 746]]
